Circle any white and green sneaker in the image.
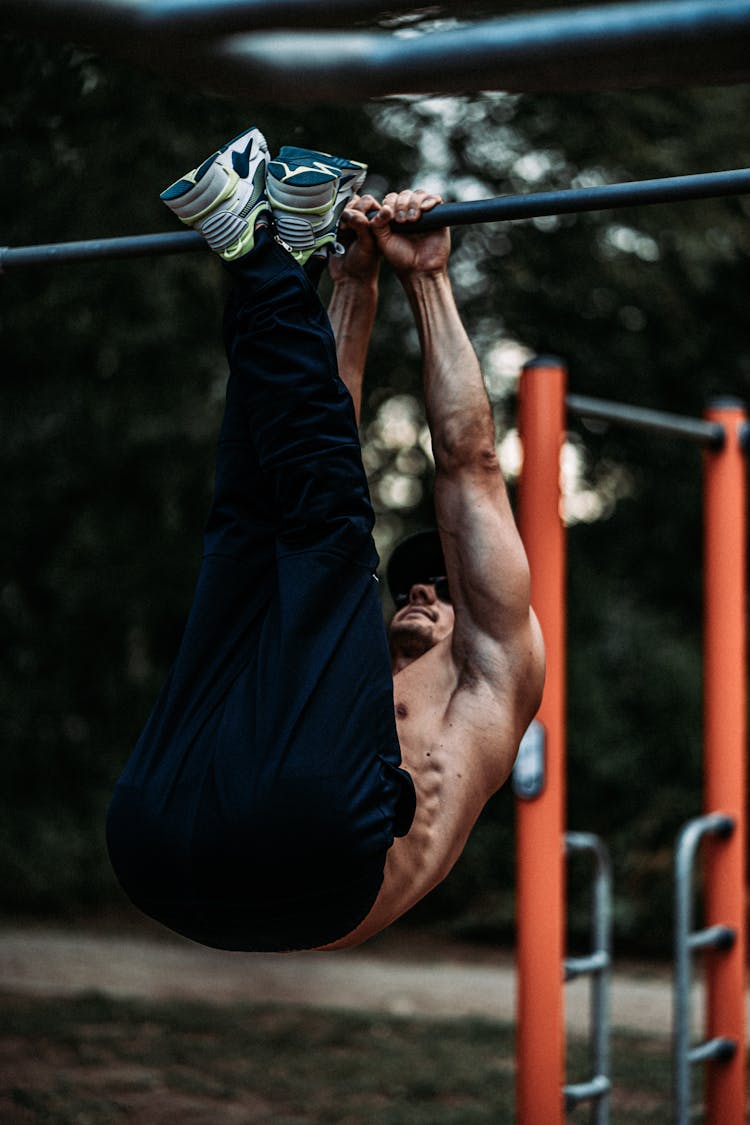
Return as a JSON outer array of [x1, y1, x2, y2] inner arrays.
[[160, 126, 270, 261], [266, 146, 368, 265]]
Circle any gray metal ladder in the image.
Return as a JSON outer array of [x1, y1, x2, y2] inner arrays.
[[673, 812, 737, 1124], [563, 831, 613, 1123]]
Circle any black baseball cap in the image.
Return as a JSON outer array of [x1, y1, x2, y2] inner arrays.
[[386, 529, 446, 603]]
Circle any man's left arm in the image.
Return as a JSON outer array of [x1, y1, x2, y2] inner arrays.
[[326, 194, 382, 424]]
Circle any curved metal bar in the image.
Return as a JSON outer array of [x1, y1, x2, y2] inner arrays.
[[564, 1075, 611, 1110], [563, 831, 612, 1125], [5, 0, 750, 99], [4, 166, 750, 273], [673, 813, 736, 1125]]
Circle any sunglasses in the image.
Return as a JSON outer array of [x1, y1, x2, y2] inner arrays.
[[394, 576, 451, 608]]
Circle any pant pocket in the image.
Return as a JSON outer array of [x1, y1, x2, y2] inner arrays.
[[379, 756, 417, 838]]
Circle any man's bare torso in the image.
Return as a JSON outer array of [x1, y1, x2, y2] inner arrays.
[[321, 638, 526, 950]]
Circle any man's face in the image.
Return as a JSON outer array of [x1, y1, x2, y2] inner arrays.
[[389, 578, 455, 660]]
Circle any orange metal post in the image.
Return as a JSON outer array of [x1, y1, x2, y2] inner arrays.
[[703, 399, 748, 1125], [516, 357, 567, 1124]]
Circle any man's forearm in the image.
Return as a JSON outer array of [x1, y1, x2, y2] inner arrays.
[[400, 269, 497, 469], [327, 277, 378, 425]]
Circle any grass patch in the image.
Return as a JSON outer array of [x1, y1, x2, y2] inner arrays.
[[1, 992, 685, 1123]]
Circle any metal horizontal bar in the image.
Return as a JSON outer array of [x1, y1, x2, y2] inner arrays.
[[687, 924, 736, 953], [187, 0, 750, 101], [563, 1075, 611, 1107], [6, 0, 750, 100], [414, 168, 750, 232], [567, 394, 726, 447], [1, 0, 423, 37], [138, 0, 417, 35], [0, 231, 206, 273], [564, 951, 609, 981], [688, 1037, 737, 1065], [5, 166, 750, 274]]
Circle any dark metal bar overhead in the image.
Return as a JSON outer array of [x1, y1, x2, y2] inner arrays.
[[4, 166, 750, 274], [1, 0, 413, 37], [5, 0, 750, 101]]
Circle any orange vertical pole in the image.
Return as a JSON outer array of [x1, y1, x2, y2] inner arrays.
[[516, 356, 567, 1124], [703, 398, 748, 1125]]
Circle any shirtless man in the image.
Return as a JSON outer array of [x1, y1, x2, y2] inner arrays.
[[106, 125, 544, 952], [323, 188, 545, 945]]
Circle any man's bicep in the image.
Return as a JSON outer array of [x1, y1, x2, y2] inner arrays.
[[435, 465, 532, 644]]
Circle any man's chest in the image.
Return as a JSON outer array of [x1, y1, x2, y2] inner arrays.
[[393, 680, 449, 760]]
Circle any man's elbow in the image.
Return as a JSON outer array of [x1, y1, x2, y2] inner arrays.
[[429, 401, 499, 470], [433, 430, 501, 477]]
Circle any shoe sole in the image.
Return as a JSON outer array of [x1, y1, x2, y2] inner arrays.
[[162, 127, 269, 224], [161, 127, 270, 259]]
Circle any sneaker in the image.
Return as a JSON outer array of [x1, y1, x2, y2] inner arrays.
[[160, 126, 270, 261], [266, 146, 367, 265]]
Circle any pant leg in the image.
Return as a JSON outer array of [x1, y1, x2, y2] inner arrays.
[[107, 233, 415, 951], [221, 231, 377, 564]]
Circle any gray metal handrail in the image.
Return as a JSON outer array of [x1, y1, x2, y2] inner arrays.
[[563, 831, 612, 1123], [673, 812, 736, 1125]]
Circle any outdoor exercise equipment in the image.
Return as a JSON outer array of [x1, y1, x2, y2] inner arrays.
[[4, 166, 750, 274], [6, 0, 750, 101], [515, 360, 748, 1124], [6, 2, 750, 1118]]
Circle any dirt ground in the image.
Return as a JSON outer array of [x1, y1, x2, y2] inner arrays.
[[0, 918, 696, 1036], [3, 919, 737, 1124]]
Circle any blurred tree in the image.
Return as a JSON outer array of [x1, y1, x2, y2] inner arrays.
[[2, 28, 750, 955]]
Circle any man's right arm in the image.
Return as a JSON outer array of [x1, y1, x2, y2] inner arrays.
[[373, 192, 545, 728]]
